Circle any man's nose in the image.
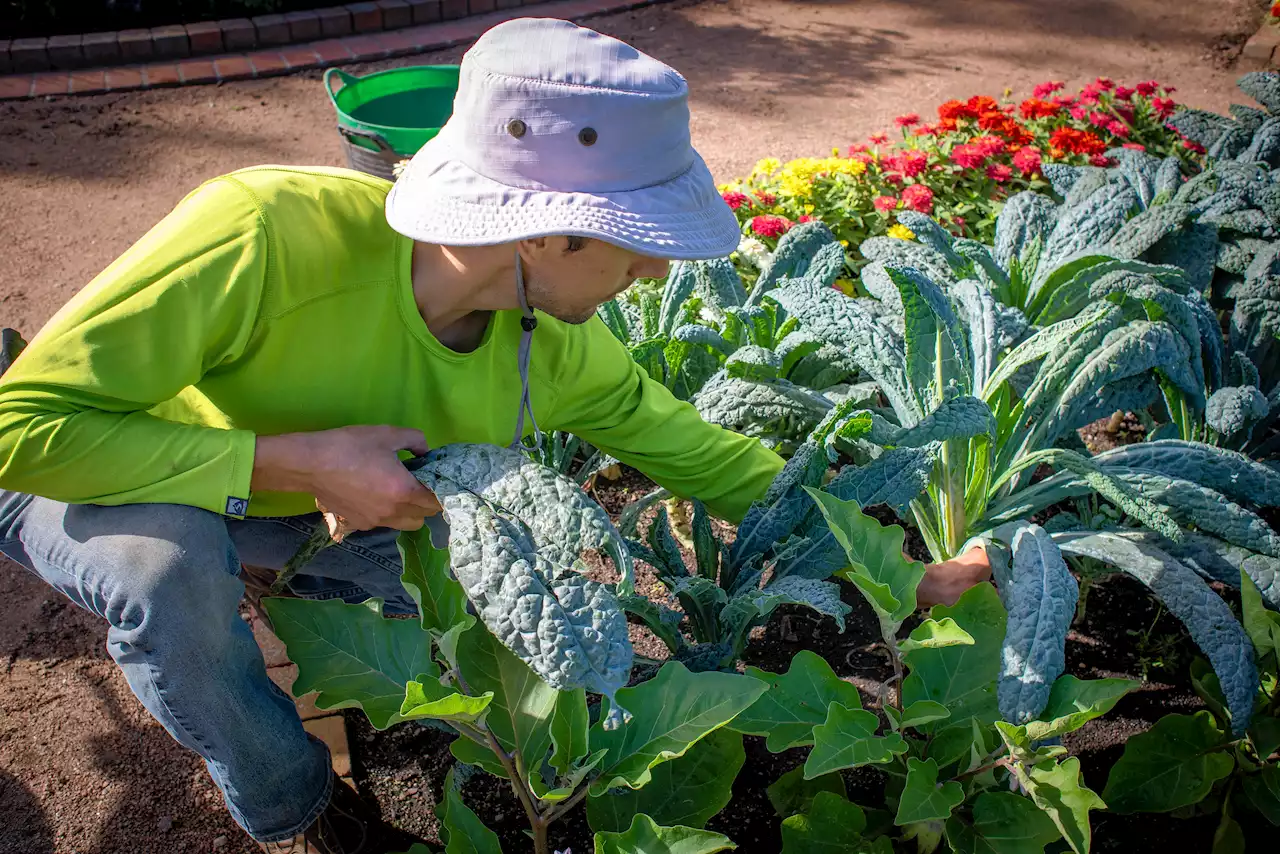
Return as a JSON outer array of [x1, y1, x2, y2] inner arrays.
[[631, 257, 671, 280]]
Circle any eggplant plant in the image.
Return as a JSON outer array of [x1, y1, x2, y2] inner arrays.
[[730, 494, 1133, 854], [264, 443, 766, 854]]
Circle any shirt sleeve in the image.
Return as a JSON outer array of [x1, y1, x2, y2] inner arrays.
[[547, 317, 785, 523], [0, 177, 268, 516]]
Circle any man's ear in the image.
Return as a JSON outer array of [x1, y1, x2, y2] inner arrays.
[[517, 236, 553, 265]]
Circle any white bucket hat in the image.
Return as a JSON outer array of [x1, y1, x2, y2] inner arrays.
[[384, 17, 741, 261]]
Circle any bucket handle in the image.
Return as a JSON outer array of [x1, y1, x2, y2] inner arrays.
[[324, 68, 360, 104], [339, 126, 398, 157]]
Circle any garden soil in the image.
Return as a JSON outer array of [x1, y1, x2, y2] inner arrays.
[[0, 0, 1269, 851]]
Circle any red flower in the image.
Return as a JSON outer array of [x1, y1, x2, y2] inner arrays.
[[1107, 120, 1131, 138], [1012, 146, 1043, 174], [1183, 139, 1207, 154], [967, 95, 1001, 114], [938, 100, 974, 121], [1114, 104, 1136, 123], [1049, 128, 1107, 155], [937, 117, 960, 132], [950, 144, 988, 169], [902, 184, 934, 214], [1122, 142, 1147, 151], [978, 110, 1011, 131], [847, 142, 868, 154], [851, 152, 875, 165], [1095, 76, 1116, 91], [1088, 110, 1112, 127], [873, 195, 899, 213], [797, 215, 816, 223], [1136, 80, 1159, 96], [971, 135, 1007, 157], [754, 191, 777, 206], [1164, 86, 1177, 95], [870, 132, 890, 144], [882, 172, 904, 186], [750, 215, 792, 238], [1114, 85, 1134, 101], [1069, 105, 1088, 121], [913, 124, 940, 137], [986, 163, 1014, 183], [1272, 2, 1280, 15], [1032, 80, 1066, 98], [1152, 97, 1177, 118], [894, 113, 921, 127], [1019, 98, 1061, 119], [722, 191, 750, 210], [886, 150, 930, 177], [1052, 94, 1078, 107], [1078, 84, 1101, 106], [1089, 154, 1114, 167]]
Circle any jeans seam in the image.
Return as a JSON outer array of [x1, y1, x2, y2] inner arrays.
[[254, 517, 404, 577], [252, 743, 334, 843]]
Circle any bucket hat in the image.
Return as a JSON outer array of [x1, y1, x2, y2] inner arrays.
[[384, 17, 741, 261]]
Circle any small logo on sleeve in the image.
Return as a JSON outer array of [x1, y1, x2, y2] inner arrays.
[[225, 497, 249, 516]]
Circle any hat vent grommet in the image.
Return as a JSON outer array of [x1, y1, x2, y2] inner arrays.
[[578, 127, 598, 146], [507, 119, 527, 139]]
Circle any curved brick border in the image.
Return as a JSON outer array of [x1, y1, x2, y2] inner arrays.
[[0, 0, 665, 100], [1242, 20, 1280, 70]]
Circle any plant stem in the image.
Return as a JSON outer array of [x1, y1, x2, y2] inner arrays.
[[880, 616, 904, 712], [545, 778, 595, 822], [485, 729, 546, 845], [532, 819, 550, 854], [954, 754, 1013, 781]]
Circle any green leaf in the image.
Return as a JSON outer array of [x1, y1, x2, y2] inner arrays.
[[397, 528, 471, 634], [895, 757, 965, 825], [893, 700, 952, 730], [1102, 711, 1234, 814], [589, 662, 768, 794], [1249, 715, 1280, 759], [897, 618, 975, 655], [807, 488, 925, 624], [729, 650, 864, 752], [399, 678, 492, 725], [550, 688, 590, 776], [804, 703, 908, 778], [388, 845, 437, 854], [902, 584, 1007, 729], [1023, 675, 1140, 742], [442, 769, 503, 854], [767, 765, 847, 819], [593, 814, 737, 854], [1213, 809, 1246, 854], [262, 597, 434, 730], [586, 728, 744, 832], [1241, 765, 1280, 825], [1241, 569, 1280, 666], [456, 622, 559, 777], [928, 719, 993, 770], [781, 791, 887, 853], [1013, 757, 1104, 854], [944, 791, 1062, 854]]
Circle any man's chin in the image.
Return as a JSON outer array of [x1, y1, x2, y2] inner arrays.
[[548, 308, 598, 325]]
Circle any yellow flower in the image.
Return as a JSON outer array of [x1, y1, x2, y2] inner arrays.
[[887, 223, 916, 240], [777, 173, 813, 198], [1003, 86, 1013, 98], [840, 239, 849, 247], [834, 278, 856, 296], [753, 157, 781, 176], [804, 204, 815, 214]]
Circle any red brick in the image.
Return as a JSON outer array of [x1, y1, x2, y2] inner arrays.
[[177, 58, 218, 84], [0, 75, 33, 100], [68, 69, 106, 94], [280, 47, 320, 69], [376, 29, 423, 53], [317, 7, 354, 37], [117, 29, 152, 62], [220, 18, 258, 51], [150, 24, 190, 59], [80, 31, 121, 65], [267, 664, 330, 721], [341, 34, 391, 60], [303, 715, 351, 777], [407, 0, 442, 24], [284, 10, 323, 42], [469, 0, 496, 12], [213, 55, 255, 81], [30, 72, 67, 96], [311, 38, 355, 64], [376, 0, 413, 29], [346, 2, 384, 33], [247, 51, 290, 76], [496, 0, 520, 8], [145, 63, 181, 87], [441, 0, 467, 20], [104, 65, 144, 91], [251, 617, 290, 667], [46, 34, 83, 70], [185, 22, 224, 55], [10, 37, 48, 73], [252, 14, 291, 47]]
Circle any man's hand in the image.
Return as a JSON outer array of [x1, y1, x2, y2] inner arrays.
[[253, 426, 442, 533]]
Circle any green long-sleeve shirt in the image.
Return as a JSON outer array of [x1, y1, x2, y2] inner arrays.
[[0, 165, 783, 521]]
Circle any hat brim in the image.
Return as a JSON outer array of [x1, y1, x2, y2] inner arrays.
[[385, 130, 742, 261]]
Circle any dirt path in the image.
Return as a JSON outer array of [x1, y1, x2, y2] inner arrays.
[[0, 1, 1265, 852]]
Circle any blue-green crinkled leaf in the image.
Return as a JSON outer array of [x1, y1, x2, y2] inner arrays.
[[1167, 107, 1240, 149], [1039, 178, 1141, 274], [695, 257, 748, 315], [895, 210, 968, 273], [660, 262, 698, 337], [767, 281, 915, 422], [1244, 118, 1280, 168], [885, 265, 971, 406], [750, 221, 844, 302], [411, 444, 634, 724], [1239, 71, 1280, 115], [859, 261, 903, 313], [1210, 125, 1252, 161], [1155, 156, 1184, 196], [1218, 238, 1268, 275], [1040, 163, 1087, 198], [1052, 531, 1258, 733], [1207, 385, 1270, 438], [671, 324, 734, 355], [1143, 221, 1219, 295], [598, 299, 632, 344], [691, 373, 832, 445], [1103, 203, 1195, 260], [1106, 147, 1164, 207], [1230, 103, 1269, 134], [726, 345, 783, 381], [731, 443, 826, 572], [1145, 530, 1280, 608], [860, 236, 958, 289], [953, 239, 1011, 292], [755, 576, 852, 632], [999, 525, 1078, 724], [834, 394, 994, 449]]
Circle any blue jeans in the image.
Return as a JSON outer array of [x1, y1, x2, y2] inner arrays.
[[0, 490, 415, 843]]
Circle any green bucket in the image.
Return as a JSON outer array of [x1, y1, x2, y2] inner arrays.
[[324, 65, 461, 181]]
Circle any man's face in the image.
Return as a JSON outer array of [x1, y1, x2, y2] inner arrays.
[[521, 238, 670, 324]]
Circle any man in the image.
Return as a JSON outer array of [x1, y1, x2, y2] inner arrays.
[[0, 17, 984, 853]]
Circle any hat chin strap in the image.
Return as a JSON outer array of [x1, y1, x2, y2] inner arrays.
[[511, 252, 544, 451]]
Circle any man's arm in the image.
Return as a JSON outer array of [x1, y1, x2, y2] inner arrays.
[[0, 177, 267, 515], [547, 316, 784, 523]]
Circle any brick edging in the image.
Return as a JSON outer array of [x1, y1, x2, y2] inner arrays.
[[0, 0, 666, 101], [1241, 19, 1280, 70], [1, 0, 548, 75]]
